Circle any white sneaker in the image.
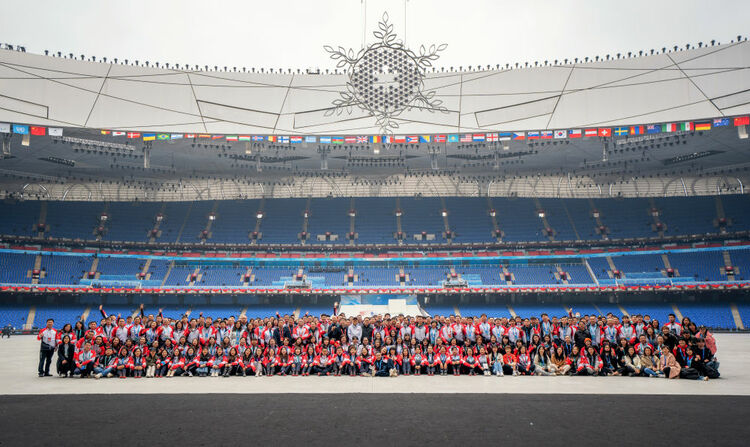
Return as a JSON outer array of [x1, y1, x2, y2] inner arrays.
[[512, 371, 518, 376], [94, 373, 102, 379]]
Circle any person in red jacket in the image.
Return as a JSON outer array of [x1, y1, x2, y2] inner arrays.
[[130, 347, 147, 378], [37, 318, 58, 377]]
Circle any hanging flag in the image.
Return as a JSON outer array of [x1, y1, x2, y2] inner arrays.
[[680, 122, 693, 131], [598, 128, 611, 137], [278, 136, 290, 143], [290, 136, 303, 143], [319, 136, 331, 143], [170, 134, 184, 140], [100, 130, 111, 135], [404, 135, 417, 143], [419, 135, 431, 143], [112, 131, 126, 137], [448, 134, 459, 143], [459, 134, 472, 142], [540, 130, 553, 139], [185, 134, 197, 139], [369, 135, 381, 143], [486, 133, 498, 142], [630, 125, 644, 135], [48, 127, 63, 137], [127, 132, 141, 139], [553, 130, 566, 139], [434, 135, 446, 143], [584, 129, 598, 137], [157, 134, 169, 140], [238, 135, 251, 141], [211, 135, 224, 140], [734, 116, 749, 126], [30, 126, 46, 136], [662, 123, 677, 132], [568, 129, 581, 138], [0, 123, 10, 133], [356, 136, 367, 143], [143, 133, 156, 141], [226, 135, 238, 142], [527, 131, 540, 140], [498, 132, 512, 141], [646, 125, 661, 134], [512, 132, 525, 140], [305, 136, 317, 143], [344, 136, 357, 144], [614, 127, 629, 136], [267, 135, 276, 142], [12, 124, 29, 135], [472, 134, 485, 142], [252, 135, 264, 141], [713, 118, 730, 127], [694, 122, 711, 131], [198, 134, 211, 138], [332, 136, 344, 144], [394, 135, 407, 143]]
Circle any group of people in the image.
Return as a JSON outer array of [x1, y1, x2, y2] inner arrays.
[[37, 304, 720, 380]]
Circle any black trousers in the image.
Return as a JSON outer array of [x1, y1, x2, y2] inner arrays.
[[38, 348, 54, 375]]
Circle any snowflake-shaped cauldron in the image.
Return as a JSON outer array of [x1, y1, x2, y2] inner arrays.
[[324, 12, 447, 135]]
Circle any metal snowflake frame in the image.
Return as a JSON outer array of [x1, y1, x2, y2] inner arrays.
[[324, 12, 448, 137]]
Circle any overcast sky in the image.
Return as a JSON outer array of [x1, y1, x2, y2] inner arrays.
[[2, 0, 748, 71]]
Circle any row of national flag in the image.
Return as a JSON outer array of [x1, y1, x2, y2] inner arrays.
[[0, 123, 63, 136], [3, 116, 750, 143]]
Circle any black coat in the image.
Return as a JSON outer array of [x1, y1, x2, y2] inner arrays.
[[574, 327, 591, 348]]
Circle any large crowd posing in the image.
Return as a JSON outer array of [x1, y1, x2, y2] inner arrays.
[[36, 305, 721, 380]]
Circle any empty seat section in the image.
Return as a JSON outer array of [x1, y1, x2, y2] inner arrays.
[[729, 249, 750, 280], [179, 201, 215, 243], [259, 199, 306, 244], [677, 303, 736, 330], [563, 199, 597, 240], [0, 252, 36, 284], [34, 306, 87, 328], [105, 202, 163, 242], [653, 196, 715, 236], [587, 257, 613, 280], [46, 201, 104, 239], [592, 198, 651, 239], [720, 194, 750, 232], [307, 198, 350, 245], [210, 200, 261, 243], [356, 267, 401, 286], [507, 265, 558, 285], [399, 197, 444, 243], [610, 254, 664, 275], [154, 202, 192, 242], [0, 305, 30, 328], [457, 305, 512, 319], [536, 199, 577, 241], [443, 197, 493, 243], [354, 197, 396, 244], [250, 267, 299, 286], [493, 198, 544, 242], [0, 201, 39, 236], [39, 254, 90, 285], [668, 251, 725, 281], [97, 257, 143, 277], [562, 264, 595, 284], [512, 304, 569, 319], [199, 265, 246, 286]]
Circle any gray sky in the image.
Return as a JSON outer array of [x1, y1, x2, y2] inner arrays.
[[2, 0, 748, 71]]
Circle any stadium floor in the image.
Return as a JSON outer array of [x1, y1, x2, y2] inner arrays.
[[1, 335, 749, 445], [0, 394, 748, 445], [1, 334, 749, 395]]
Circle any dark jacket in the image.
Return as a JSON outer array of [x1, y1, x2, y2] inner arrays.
[[574, 327, 591, 348]]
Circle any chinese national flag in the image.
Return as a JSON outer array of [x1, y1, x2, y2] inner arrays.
[[30, 126, 46, 136], [734, 116, 750, 126]]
